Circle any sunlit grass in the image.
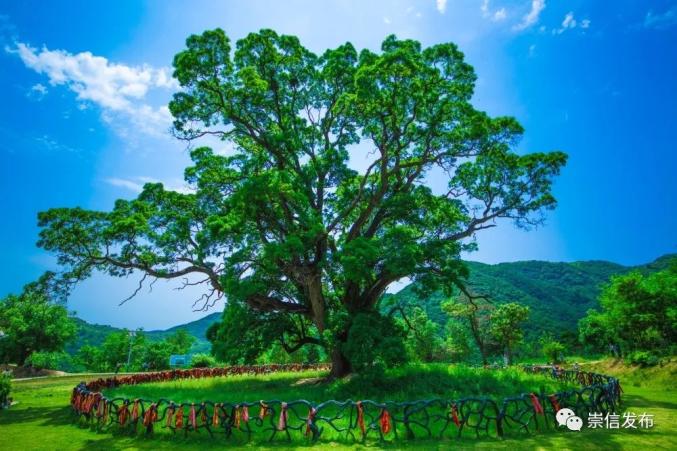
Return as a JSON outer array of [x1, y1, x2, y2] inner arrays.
[[102, 364, 574, 404], [1, 360, 675, 450]]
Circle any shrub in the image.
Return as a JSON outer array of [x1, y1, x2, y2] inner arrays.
[[341, 311, 407, 377], [0, 373, 11, 407], [541, 339, 566, 364], [26, 351, 73, 371], [190, 353, 216, 368], [626, 351, 659, 367]]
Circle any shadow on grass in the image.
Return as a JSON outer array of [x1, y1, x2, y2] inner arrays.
[[623, 393, 677, 410], [0, 405, 74, 427]]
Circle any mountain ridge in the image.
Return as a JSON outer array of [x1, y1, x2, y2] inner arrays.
[[69, 254, 675, 354]]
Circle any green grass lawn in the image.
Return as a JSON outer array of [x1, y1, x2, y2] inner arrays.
[[1, 360, 675, 450]]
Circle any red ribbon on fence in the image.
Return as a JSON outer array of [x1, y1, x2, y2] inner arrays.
[[212, 403, 220, 426], [175, 406, 184, 429], [529, 393, 544, 415], [380, 409, 392, 435], [277, 403, 288, 431], [131, 399, 140, 422], [200, 403, 207, 425], [259, 401, 269, 419], [166, 406, 174, 428], [143, 403, 157, 432], [189, 403, 197, 430], [119, 403, 129, 426], [234, 405, 242, 429], [450, 403, 460, 427], [548, 395, 561, 412], [305, 407, 317, 436], [356, 401, 366, 435]]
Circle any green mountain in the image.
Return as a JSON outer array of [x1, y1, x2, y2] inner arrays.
[[68, 312, 221, 355], [385, 254, 675, 340], [68, 254, 674, 354]]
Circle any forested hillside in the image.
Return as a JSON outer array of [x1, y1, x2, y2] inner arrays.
[[67, 312, 220, 355], [69, 255, 673, 354], [385, 255, 674, 342]]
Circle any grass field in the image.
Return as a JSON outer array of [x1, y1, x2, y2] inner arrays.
[[0, 360, 675, 450]]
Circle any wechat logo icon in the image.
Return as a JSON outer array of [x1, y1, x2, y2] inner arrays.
[[556, 408, 583, 431]]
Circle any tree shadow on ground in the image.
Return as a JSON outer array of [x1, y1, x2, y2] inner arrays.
[[623, 393, 677, 410], [0, 405, 74, 427]]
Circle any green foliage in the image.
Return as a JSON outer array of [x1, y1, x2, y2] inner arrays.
[[207, 302, 286, 364], [36, 28, 566, 375], [578, 262, 677, 356], [190, 353, 216, 368], [0, 273, 77, 366], [341, 312, 407, 376], [75, 328, 205, 372], [489, 302, 529, 364], [143, 341, 174, 370], [441, 320, 473, 362], [541, 337, 566, 364], [25, 351, 74, 371], [165, 329, 196, 355], [441, 294, 495, 365], [625, 351, 660, 368], [397, 307, 446, 362], [0, 372, 10, 406]]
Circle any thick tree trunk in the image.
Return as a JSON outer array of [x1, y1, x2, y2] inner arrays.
[[329, 347, 352, 379]]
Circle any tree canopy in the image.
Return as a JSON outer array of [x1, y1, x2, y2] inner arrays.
[[0, 273, 77, 366], [37, 29, 566, 376], [579, 262, 677, 356]]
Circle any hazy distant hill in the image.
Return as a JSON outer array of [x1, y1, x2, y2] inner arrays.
[[69, 254, 674, 353], [68, 312, 221, 355]]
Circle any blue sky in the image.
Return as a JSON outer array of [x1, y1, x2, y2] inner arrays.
[[1, 0, 675, 329]]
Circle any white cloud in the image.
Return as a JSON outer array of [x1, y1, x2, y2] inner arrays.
[[383, 16, 391, 24], [7, 43, 177, 138], [35, 134, 78, 153], [562, 12, 576, 28], [528, 44, 536, 57], [105, 176, 194, 194], [643, 6, 677, 30], [513, 0, 545, 31], [436, 0, 447, 14], [27, 82, 48, 100], [481, 0, 490, 17], [554, 12, 590, 34], [481, 1, 507, 22]]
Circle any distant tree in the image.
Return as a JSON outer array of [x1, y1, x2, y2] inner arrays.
[[75, 344, 103, 371], [0, 273, 76, 366], [98, 330, 147, 371], [578, 309, 614, 353], [442, 291, 494, 366], [190, 353, 216, 368], [165, 329, 196, 355], [442, 320, 472, 362], [393, 306, 444, 362], [540, 336, 566, 364], [578, 263, 676, 356], [143, 341, 174, 370], [489, 302, 529, 365], [36, 29, 566, 377]]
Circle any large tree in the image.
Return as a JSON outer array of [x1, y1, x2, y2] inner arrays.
[[37, 29, 566, 377], [0, 273, 77, 366]]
